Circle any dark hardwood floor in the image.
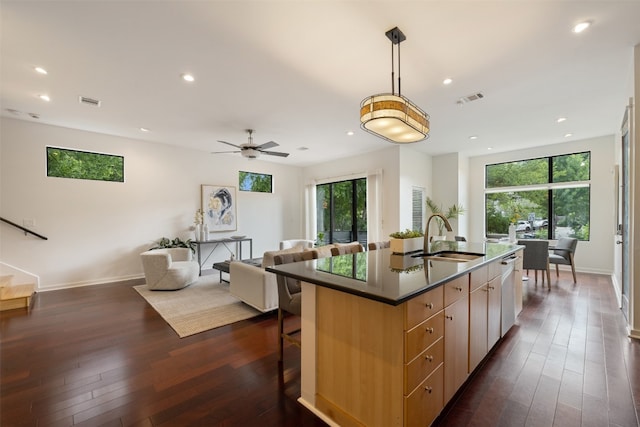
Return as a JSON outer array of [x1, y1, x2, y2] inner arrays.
[[1, 270, 638, 426]]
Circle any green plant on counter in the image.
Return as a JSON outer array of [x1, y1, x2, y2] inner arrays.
[[150, 237, 196, 254], [426, 197, 465, 235], [389, 229, 424, 239]]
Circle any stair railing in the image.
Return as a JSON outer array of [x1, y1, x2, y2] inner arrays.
[[0, 217, 48, 240]]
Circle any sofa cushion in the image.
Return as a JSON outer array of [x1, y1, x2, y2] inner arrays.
[[261, 245, 304, 268]]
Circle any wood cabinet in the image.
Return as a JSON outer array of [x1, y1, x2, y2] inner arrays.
[[313, 259, 506, 427], [469, 261, 502, 373], [443, 275, 469, 405]]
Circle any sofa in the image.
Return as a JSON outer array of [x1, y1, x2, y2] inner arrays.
[[229, 242, 358, 312]]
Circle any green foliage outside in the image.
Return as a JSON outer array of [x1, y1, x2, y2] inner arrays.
[[316, 178, 367, 244], [47, 147, 124, 182], [239, 171, 272, 192], [485, 152, 590, 240]]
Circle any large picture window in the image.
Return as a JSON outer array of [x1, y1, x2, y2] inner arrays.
[[46, 147, 124, 182], [316, 178, 367, 246], [485, 152, 590, 240]]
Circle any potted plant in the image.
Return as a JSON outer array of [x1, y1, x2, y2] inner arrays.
[[426, 197, 465, 240], [389, 229, 424, 255], [150, 237, 196, 254]]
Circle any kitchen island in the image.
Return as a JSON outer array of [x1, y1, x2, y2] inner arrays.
[[267, 241, 523, 427]]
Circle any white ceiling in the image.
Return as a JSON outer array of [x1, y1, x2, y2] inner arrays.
[[2, 1, 640, 167]]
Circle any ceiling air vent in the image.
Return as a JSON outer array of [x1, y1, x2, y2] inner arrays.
[[456, 92, 484, 105], [79, 96, 101, 107]]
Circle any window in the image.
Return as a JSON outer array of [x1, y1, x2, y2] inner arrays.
[[239, 171, 272, 193], [412, 187, 425, 233], [316, 178, 367, 246], [46, 147, 124, 182], [485, 152, 590, 240]]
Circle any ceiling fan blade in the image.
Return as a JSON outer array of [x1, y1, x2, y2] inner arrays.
[[261, 150, 290, 157], [211, 150, 241, 154], [217, 140, 243, 149], [256, 141, 278, 150]]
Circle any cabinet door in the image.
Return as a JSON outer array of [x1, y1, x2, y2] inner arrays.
[[468, 286, 488, 372], [487, 276, 502, 349], [444, 295, 469, 404]]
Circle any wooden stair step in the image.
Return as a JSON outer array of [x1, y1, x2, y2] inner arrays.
[[0, 283, 35, 311]]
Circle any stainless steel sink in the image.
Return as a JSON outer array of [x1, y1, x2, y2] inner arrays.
[[414, 251, 484, 262]]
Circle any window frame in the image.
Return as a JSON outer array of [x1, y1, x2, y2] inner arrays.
[[484, 151, 591, 241]]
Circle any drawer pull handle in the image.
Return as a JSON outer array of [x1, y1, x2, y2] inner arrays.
[[425, 355, 434, 362], [454, 286, 463, 292], [446, 315, 453, 320], [488, 285, 495, 290], [425, 302, 434, 309], [425, 327, 434, 334], [424, 386, 433, 393]]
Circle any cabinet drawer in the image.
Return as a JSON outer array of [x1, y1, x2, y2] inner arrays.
[[405, 363, 444, 427], [444, 275, 469, 307], [405, 285, 444, 330], [405, 337, 444, 394], [405, 311, 444, 362], [488, 260, 502, 281], [470, 265, 488, 291]]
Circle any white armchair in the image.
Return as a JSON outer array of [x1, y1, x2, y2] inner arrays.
[[140, 248, 199, 290]]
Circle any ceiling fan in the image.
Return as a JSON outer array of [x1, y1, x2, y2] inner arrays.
[[212, 129, 290, 159]]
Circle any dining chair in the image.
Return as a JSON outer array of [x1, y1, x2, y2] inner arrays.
[[330, 242, 364, 256], [548, 237, 578, 283], [367, 241, 390, 251], [273, 250, 318, 363], [518, 239, 551, 288]]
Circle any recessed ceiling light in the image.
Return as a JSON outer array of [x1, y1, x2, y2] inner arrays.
[[298, 147, 309, 151], [181, 73, 195, 82], [443, 78, 453, 85], [469, 135, 478, 140], [487, 147, 493, 150], [38, 94, 50, 102], [140, 127, 150, 132], [34, 67, 48, 75], [564, 133, 573, 138], [572, 21, 591, 33], [556, 117, 567, 123], [346, 131, 354, 136]]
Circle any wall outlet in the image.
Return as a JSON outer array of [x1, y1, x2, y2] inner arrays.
[[23, 219, 35, 227]]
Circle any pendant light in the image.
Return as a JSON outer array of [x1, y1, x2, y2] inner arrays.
[[360, 27, 430, 143]]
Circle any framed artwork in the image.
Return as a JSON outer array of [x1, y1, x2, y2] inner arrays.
[[201, 185, 237, 232]]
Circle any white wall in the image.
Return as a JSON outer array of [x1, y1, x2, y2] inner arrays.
[[468, 135, 616, 274], [399, 146, 432, 233], [0, 118, 303, 290], [431, 153, 469, 238]]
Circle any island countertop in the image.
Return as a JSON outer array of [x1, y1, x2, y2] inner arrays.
[[266, 240, 522, 306]]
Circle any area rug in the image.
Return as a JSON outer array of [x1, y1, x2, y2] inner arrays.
[[134, 275, 262, 338]]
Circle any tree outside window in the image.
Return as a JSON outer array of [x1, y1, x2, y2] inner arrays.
[[485, 152, 590, 240]]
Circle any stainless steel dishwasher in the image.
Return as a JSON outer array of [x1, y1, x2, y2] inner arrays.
[[501, 254, 518, 336]]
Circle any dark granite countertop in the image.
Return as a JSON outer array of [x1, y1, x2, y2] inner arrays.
[[265, 241, 522, 305]]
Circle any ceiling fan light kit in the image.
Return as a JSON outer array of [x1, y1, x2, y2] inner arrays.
[[360, 26, 430, 144], [212, 129, 290, 159]]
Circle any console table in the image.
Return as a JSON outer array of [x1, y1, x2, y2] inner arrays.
[[194, 237, 253, 276]]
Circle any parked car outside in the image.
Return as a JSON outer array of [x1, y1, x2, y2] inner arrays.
[[533, 218, 548, 229], [515, 220, 532, 232]]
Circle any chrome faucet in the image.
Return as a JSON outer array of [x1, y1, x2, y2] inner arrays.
[[424, 213, 453, 252]]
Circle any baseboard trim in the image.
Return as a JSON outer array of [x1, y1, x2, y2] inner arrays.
[[38, 275, 145, 292]]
